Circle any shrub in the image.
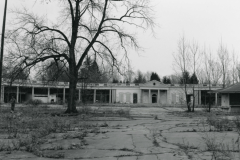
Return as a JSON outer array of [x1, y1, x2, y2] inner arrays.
[[79, 106, 92, 114], [25, 99, 43, 107], [233, 116, 240, 133], [206, 115, 232, 131], [201, 133, 234, 160], [115, 109, 130, 117]]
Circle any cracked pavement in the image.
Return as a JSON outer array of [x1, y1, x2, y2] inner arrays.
[[1, 107, 240, 160]]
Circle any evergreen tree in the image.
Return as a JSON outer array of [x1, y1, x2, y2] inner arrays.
[[133, 70, 146, 83], [150, 72, 160, 82], [80, 57, 108, 83], [190, 72, 199, 84], [38, 60, 69, 82], [180, 71, 191, 84], [162, 76, 171, 84], [112, 78, 119, 83]]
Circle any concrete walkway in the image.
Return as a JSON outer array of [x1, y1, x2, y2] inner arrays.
[[1, 107, 239, 160]]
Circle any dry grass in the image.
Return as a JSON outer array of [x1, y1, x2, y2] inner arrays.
[[0, 105, 94, 157]]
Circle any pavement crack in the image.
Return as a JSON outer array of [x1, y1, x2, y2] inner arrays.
[[130, 134, 136, 150]]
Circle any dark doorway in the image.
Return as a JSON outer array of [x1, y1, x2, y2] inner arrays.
[[201, 90, 215, 105], [133, 93, 138, 103], [96, 90, 110, 103], [152, 94, 157, 103]]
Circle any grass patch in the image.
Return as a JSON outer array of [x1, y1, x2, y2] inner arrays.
[[0, 106, 96, 157]]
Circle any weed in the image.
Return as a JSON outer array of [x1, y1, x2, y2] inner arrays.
[[206, 115, 232, 131], [176, 138, 198, 159], [43, 152, 65, 158], [202, 133, 234, 160], [79, 106, 92, 114], [99, 122, 108, 127], [151, 130, 159, 147], [25, 99, 43, 107], [119, 147, 134, 152], [233, 116, 240, 133], [152, 138, 159, 147], [115, 108, 130, 117]]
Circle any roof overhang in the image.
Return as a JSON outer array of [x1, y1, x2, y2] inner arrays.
[[140, 87, 168, 90], [218, 91, 240, 94]]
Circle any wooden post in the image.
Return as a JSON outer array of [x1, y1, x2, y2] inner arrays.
[[149, 89, 151, 103]]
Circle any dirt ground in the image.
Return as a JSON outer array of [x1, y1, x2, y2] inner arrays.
[[0, 105, 240, 160]]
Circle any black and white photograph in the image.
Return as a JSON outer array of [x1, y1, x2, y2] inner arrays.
[[1, 0, 240, 159]]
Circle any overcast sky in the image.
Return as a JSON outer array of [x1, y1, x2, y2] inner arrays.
[[1, 0, 240, 77]]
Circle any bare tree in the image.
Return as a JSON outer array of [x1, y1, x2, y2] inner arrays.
[[209, 60, 222, 84], [169, 74, 181, 84], [196, 68, 206, 84], [203, 47, 223, 111], [7, 0, 155, 113], [230, 50, 239, 84], [237, 64, 240, 82], [203, 47, 212, 111], [173, 36, 191, 112], [133, 70, 146, 83], [123, 63, 134, 83], [189, 40, 201, 112], [217, 42, 230, 88], [145, 71, 151, 82]]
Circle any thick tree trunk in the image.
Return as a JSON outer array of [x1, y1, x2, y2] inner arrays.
[[186, 97, 191, 112], [65, 63, 78, 113], [185, 84, 191, 112], [65, 78, 78, 113], [208, 81, 211, 112], [192, 86, 195, 112]]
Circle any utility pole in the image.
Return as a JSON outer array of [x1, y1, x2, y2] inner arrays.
[[0, 0, 8, 103]]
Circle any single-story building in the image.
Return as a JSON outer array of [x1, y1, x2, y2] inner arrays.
[[1, 79, 222, 105], [215, 83, 240, 112]]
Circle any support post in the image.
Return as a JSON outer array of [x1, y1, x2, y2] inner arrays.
[[93, 89, 96, 103], [140, 90, 142, 103], [48, 87, 50, 103], [16, 86, 19, 103], [149, 89, 151, 103], [215, 93, 218, 106], [63, 88, 65, 103], [79, 89, 81, 102], [1, 86, 4, 103], [199, 90, 201, 105], [112, 90, 115, 103], [157, 90, 160, 103], [32, 87, 34, 99], [109, 89, 111, 103]]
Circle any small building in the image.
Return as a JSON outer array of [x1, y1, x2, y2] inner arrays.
[[216, 83, 240, 112]]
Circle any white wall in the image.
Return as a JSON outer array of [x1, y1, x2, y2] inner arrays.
[[160, 91, 167, 104], [48, 94, 57, 103], [116, 88, 141, 103], [142, 90, 149, 103], [33, 96, 48, 103], [169, 88, 186, 105], [26, 94, 57, 103], [221, 94, 229, 107]]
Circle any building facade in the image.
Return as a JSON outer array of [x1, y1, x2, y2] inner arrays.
[[213, 83, 240, 111], [1, 79, 222, 105]]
